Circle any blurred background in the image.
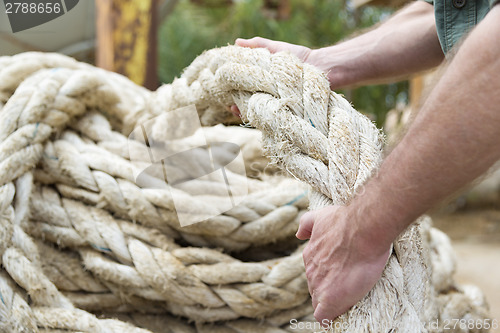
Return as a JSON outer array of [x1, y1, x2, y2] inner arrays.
[[0, 0, 407, 128]]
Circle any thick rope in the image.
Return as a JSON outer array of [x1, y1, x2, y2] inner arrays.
[[152, 46, 490, 332], [0, 48, 490, 332], [173, 46, 428, 332]]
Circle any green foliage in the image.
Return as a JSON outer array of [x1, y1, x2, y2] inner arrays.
[[158, 0, 408, 127]]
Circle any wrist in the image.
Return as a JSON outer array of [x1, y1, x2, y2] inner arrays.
[[346, 182, 408, 257], [343, 205, 392, 261], [307, 46, 360, 90]]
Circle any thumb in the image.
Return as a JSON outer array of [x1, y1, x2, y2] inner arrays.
[[296, 211, 315, 240]]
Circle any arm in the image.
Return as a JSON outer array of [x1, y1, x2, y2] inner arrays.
[[297, 4, 500, 322], [237, 1, 443, 89]]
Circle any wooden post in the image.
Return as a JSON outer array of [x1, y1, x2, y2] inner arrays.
[[96, 0, 158, 90], [410, 75, 424, 111], [262, 0, 291, 20]]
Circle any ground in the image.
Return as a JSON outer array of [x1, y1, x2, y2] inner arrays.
[[432, 209, 500, 333]]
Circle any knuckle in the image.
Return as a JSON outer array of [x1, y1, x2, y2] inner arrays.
[[304, 262, 315, 280], [305, 263, 313, 274]]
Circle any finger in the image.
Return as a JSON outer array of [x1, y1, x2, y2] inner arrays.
[[234, 38, 249, 47], [230, 105, 241, 117], [296, 211, 314, 240], [314, 302, 336, 327], [235, 37, 267, 48]]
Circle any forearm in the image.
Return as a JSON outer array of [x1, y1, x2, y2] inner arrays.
[[309, 1, 443, 89], [350, 5, 500, 250]]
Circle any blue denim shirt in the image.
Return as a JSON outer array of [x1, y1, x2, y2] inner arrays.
[[423, 0, 495, 54]]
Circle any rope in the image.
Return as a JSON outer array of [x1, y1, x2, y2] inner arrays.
[[0, 47, 489, 332]]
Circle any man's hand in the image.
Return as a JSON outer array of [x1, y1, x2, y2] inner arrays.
[[297, 205, 391, 324], [236, 2, 441, 90]]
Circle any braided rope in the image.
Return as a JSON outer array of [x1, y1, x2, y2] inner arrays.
[[167, 46, 426, 332], [0, 48, 489, 332]]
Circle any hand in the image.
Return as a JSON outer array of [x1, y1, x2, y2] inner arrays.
[[296, 205, 391, 325]]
